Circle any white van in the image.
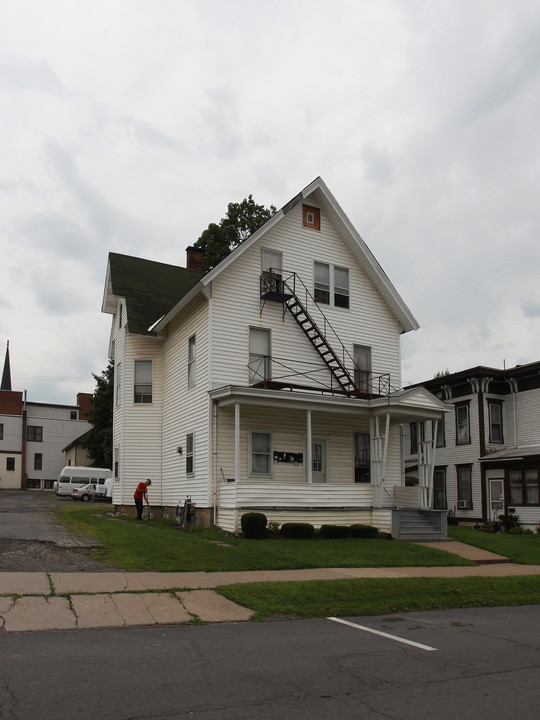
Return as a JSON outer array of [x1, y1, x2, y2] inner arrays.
[[55, 467, 113, 497]]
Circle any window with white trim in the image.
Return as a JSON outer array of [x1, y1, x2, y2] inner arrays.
[[186, 433, 194, 475], [115, 363, 122, 407], [334, 266, 349, 308], [249, 327, 271, 384], [134, 360, 152, 403], [353, 345, 371, 394], [250, 432, 272, 475], [188, 335, 196, 388]]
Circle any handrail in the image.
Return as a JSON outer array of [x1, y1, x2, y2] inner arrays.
[[261, 269, 398, 396]]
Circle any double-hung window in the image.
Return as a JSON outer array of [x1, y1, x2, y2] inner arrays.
[[334, 267, 349, 308], [249, 328, 271, 384], [250, 432, 272, 475], [455, 403, 470, 445], [188, 335, 196, 388], [354, 432, 370, 483], [433, 415, 446, 448], [433, 468, 447, 509], [509, 469, 539, 505], [134, 360, 152, 403], [314, 262, 330, 304], [457, 466, 473, 508], [186, 433, 194, 475], [34, 453, 42, 471], [353, 345, 371, 394], [115, 363, 122, 407], [27, 426, 43, 442], [488, 401, 503, 443]]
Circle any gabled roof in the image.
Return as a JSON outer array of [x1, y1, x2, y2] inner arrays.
[[370, 385, 451, 421], [102, 253, 205, 335], [155, 177, 419, 334]]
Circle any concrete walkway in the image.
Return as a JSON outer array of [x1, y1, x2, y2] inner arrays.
[[1, 542, 539, 633]]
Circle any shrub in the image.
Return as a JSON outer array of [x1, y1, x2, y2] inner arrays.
[[348, 523, 379, 538], [281, 522, 315, 539], [266, 521, 281, 537], [241, 512, 267, 539], [320, 524, 350, 539], [498, 513, 520, 532]]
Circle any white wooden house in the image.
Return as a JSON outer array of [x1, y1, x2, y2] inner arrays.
[[102, 178, 449, 537], [404, 361, 540, 529]]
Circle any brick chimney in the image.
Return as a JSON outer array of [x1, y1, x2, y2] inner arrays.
[[186, 246, 205, 271], [77, 392, 92, 420]]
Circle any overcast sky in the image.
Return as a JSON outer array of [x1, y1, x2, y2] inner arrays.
[[1, 0, 539, 405]]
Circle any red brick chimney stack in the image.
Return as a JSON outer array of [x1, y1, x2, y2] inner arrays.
[[186, 246, 205, 271]]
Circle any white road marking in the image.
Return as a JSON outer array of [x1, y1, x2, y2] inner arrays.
[[327, 617, 438, 651]]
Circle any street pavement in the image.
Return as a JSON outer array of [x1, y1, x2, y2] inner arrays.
[[1, 491, 539, 633], [1, 544, 540, 632]]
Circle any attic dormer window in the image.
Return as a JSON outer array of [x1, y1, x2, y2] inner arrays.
[[303, 204, 320, 230]]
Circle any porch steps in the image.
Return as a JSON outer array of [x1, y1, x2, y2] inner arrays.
[[284, 294, 361, 398], [392, 508, 447, 541]]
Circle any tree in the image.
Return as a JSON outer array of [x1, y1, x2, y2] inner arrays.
[[84, 360, 113, 469], [194, 194, 277, 270], [433, 369, 451, 378]]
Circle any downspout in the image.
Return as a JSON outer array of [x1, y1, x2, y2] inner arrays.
[[212, 401, 218, 526], [306, 409, 312, 483], [234, 402, 240, 532]]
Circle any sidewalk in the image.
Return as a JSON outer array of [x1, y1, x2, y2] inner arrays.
[[1, 542, 539, 633]]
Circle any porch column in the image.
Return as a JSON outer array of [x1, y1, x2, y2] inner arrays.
[[428, 420, 438, 507], [306, 409, 312, 484], [234, 403, 240, 531]]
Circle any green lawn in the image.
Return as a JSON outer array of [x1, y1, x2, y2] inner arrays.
[[448, 525, 540, 564], [54, 501, 474, 572], [218, 575, 540, 620]]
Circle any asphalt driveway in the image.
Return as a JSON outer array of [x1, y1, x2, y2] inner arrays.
[[0, 489, 114, 571]]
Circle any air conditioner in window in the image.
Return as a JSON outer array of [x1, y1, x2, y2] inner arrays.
[[457, 500, 471, 510]]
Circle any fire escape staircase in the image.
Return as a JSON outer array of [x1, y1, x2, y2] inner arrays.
[[260, 270, 366, 398], [283, 294, 362, 398]]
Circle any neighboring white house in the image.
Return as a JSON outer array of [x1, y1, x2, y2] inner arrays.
[[403, 361, 540, 529], [102, 177, 449, 536]]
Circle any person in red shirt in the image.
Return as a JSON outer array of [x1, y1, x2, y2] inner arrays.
[[134, 479, 152, 519]]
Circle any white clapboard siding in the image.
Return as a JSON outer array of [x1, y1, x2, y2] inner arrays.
[[216, 481, 392, 532], [117, 334, 164, 505], [210, 202, 402, 392], [215, 403, 403, 488], [507, 506, 540, 528], [514, 388, 540, 445], [160, 294, 211, 508]]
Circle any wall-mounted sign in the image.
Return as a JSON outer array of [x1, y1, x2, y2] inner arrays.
[[273, 451, 303, 465]]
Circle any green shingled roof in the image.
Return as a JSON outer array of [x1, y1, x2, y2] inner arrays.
[[108, 253, 205, 335]]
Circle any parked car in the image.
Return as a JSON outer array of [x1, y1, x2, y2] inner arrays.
[[55, 466, 113, 496], [72, 483, 111, 503]]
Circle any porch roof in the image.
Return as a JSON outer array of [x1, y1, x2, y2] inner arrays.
[[209, 384, 449, 421], [479, 445, 540, 462]]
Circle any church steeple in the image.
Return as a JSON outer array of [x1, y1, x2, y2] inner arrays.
[[1, 341, 12, 391]]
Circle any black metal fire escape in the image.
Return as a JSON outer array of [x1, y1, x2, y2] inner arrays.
[[260, 270, 372, 398]]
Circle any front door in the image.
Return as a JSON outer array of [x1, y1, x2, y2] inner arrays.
[[311, 438, 326, 483], [489, 478, 504, 520]]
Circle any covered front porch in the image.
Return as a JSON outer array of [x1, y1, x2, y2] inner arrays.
[[210, 385, 450, 535]]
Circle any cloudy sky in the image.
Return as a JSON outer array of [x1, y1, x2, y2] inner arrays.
[[1, 0, 539, 405]]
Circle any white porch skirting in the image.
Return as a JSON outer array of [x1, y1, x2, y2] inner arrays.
[[216, 481, 394, 534]]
